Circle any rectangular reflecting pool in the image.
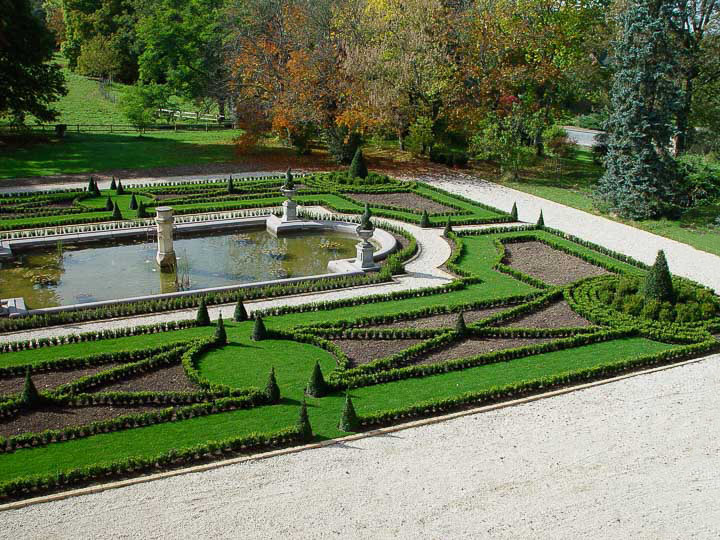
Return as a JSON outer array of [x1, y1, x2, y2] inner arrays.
[[0, 228, 359, 309]]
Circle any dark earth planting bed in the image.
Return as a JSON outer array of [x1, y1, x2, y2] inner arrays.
[[0, 404, 161, 438], [90, 364, 199, 393], [347, 192, 454, 214], [332, 338, 423, 366], [0, 364, 119, 398], [503, 241, 609, 285], [503, 301, 593, 328], [413, 337, 554, 366], [369, 306, 512, 330]]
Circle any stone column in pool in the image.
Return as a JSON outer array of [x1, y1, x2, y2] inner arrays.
[[155, 206, 177, 271]]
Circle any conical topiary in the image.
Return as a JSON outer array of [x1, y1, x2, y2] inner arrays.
[[214, 314, 227, 345], [305, 361, 327, 397], [537, 210, 544, 227], [252, 316, 267, 341], [443, 216, 453, 238], [20, 368, 42, 408], [105, 196, 114, 211], [234, 299, 248, 322], [297, 398, 313, 441], [644, 250, 674, 303], [338, 391, 359, 432], [87, 177, 95, 194], [419, 209, 430, 228], [196, 300, 210, 326], [129, 194, 138, 210], [137, 200, 148, 218], [116, 180, 125, 195], [228, 176, 235, 194], [456, 312, 467, 336], [265, 367, 280, 403], [510, 202, 518, 220], [349, 147, 368, 179], [110, 177, 117, 190], [112, 201, 123, 220]]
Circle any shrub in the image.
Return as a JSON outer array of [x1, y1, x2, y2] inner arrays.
[[406, 116, 434, 156], [196, 300, 210, 326], [252, 317, 267, 341], [234, 300, 248, 322], [214, 314, 227, 345], [305, 361, 328, 397], [297, 398, 312, 441], [429, 145, 469, 167], [129, 194, 138, 210], [110, 177, 117, 190], [349, 148, 368, 179], [338, 392, 359, 432], [116, 181, 125, 195], [443, 217, 453, 238], [111, 202, 123, 220], [228, 177, 235, 194], [510, 202, 518, 221], [644, 250, 674, 303], [137, 200, 148, 218], [20, 368, 43, 408], [419, 210, 430, 228], [265, 367, 280, 403], [105, 196, 114, 211], [537, 210, 544, 227], [455, 312, 467, 336]]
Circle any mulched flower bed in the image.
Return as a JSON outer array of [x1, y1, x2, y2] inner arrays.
[[0, 404, 161, 439], [368, 306, 512, 330], [331, 338, 423, 366], [89, 364, 199, 393], [0, 364, 120, 398], [502, 301, 593, 329], [503, 241, 609, 285], [347, 192, 454, 214], [413, 337, 554, 366]]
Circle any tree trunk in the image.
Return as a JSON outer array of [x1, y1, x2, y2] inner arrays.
[[674, 75, 693, 156]]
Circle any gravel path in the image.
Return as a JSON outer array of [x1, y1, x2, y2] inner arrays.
[[3, 355, 719, 538]]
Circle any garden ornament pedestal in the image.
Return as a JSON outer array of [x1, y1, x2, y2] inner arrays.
[[355, 226, 379, 271], [280, 188, 299, 222], [155, 206, 177, 271]]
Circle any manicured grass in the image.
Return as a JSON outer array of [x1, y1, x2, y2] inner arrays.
[[80, 192, 154, 210]]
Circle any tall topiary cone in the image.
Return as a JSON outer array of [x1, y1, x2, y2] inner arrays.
[[419, 209, 430, 227], [349, 147, 368, 179], [116, 180, 125, 195], [443, 216, 453, 238], [338, 391, 359, 432], [644, 250, 674, 303], [510, 202, 518, 221], [196, 300, 210, 326], [537, 210, 544, 227], [129, 194, 138, 210], [265, 367, 280, 403], [110, 177, 117, 190], [137, 200, 147, 218], [305, 361, 327, 397], [112, 201, 123, 220], [105, 196, 114, 211], [87, 177, 95, 194], [234, 299, 248, 322], [227, 176, 235, 194], [297, 398, 313, 441], [252, 316, 267, 341], [214, 314, 227, 345], [456, 312, 467, 336], [20, 368, 42, 408]]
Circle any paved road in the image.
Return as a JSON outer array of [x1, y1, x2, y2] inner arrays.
[[563, 126, 603, 147]]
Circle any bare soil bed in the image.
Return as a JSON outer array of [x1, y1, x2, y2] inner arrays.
[[503, 301, 593, 328], [0, 364, 119, 398], [332, 338, 422, 366], [503, 241, 609, 285], [413, 337, 553, 366], [0, 404, 160, 438], [369, 306, 512, 330], [347, 192, 454, 214], [91, 364, 198, 393]]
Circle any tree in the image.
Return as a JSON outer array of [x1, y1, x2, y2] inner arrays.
[[20, 368, 43, 408], [0, 0, 66, 125], [349, 148, 368, 179], [265, 367, 280, 403], [196, 300, 210, 326], [338, 391, 359, 432], [110, 177, 117, 190], [456, 312, 467, 336], [234, 299, 248, 322], [105, 197, 114, 211], [297, 398, 313, 441], [537, 210, 545, 227], [214, 314, 227, 345], [129, 194, 138, 210], [597, 0, 684, 220], [644, 250, 675, 302], [443, 217, 453, 238], [137, 200, 148, 218], [116, 181, 124, 195], [111, 202, 123, 220], [420, 210, 430, 228], [252, 316, 267, 341], [76, 36, 122, 79], [510, 202, 518, 221], [305, 361, 327, 397], [406, 116, 436, 156], [121, 83, 168, 133], [228, 177, 235, 194]]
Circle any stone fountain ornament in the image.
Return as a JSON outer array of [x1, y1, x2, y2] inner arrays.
[[280, 168, 299, 222], [355, 204, 379, 270], [155, 206, 177, 271]]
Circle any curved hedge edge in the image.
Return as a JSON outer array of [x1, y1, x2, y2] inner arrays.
[[0, 425, 303, 501]]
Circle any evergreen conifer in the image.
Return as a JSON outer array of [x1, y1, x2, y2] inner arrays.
[[443, 216, 453, 238], [112, 202, 123, 220], [644, 250, 674, 302], [349, 148, 368, 179], [20, 368, 42, 408], [510, 202, 518, 221], [228, 176, 235, 194], [252, 316, 267, 340], [137, 200, 147, 218], [305, 361, 327, 397], [234, 299, 248, 322], [110, 177, 117, 190], [420, 209, 430, 227], [129, 194, 138, 210], [214, 314, 227, 345], [116, 180, 124, 195], [456, 312, 467, 336], [338, 391, 359, 432], [105, 196, 114, 211], [297, 398, 313, 441], [196, 300, 210, 326], [537, 210, 544, 227], [265, 367, 280, 403]]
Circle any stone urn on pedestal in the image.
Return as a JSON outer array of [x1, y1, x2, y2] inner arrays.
[[355, 204, 379, 270], [280, 168, 299, 222]]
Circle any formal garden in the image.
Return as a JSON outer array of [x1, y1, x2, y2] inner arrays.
[[0, 158, 718, 501]]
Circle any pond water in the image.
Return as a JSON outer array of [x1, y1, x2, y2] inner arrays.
[[0, 229, 359, 309]]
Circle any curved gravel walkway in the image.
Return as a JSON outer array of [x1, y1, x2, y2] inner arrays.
[[3, 355, 719, 538]]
